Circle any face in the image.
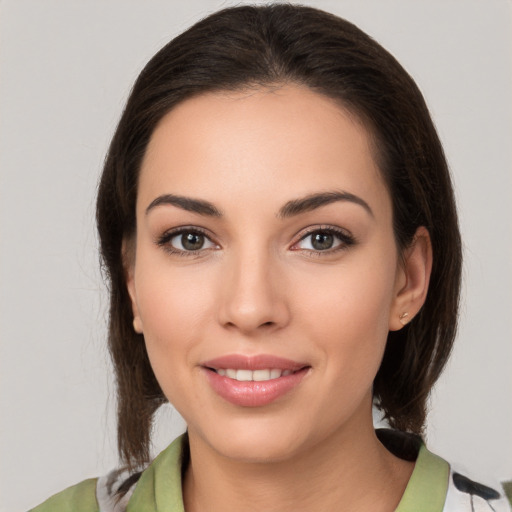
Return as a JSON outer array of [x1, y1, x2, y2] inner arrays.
[[127, 84, 410, 463]]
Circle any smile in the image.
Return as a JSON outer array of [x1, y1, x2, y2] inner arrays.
[[201, 354, 310, 407], [214, 368, 294, 381]]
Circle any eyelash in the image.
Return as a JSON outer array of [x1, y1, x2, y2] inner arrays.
[[156, 226, 216, 257], [156, 225, 356, 257], [292, 226, 356, 256]]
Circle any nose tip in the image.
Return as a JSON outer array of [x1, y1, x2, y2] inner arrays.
[[222, 304, 282, 334], [217, 257, 289, 335]]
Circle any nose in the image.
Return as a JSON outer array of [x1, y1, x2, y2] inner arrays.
[[217, 248, 290, 335]]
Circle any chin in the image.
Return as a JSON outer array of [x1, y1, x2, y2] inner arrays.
[[218, 437, 303, 464], [194, 417, 310, 464]]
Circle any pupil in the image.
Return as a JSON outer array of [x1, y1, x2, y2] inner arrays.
[[182, 233, 204, 250], [312, 232, 333, 250]]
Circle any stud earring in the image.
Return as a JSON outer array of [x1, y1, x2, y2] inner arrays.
[[133, 318, 143, 334], [399, 312, 410, 325]]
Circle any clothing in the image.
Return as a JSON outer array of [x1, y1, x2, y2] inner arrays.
[[30, 431, 512, 512]]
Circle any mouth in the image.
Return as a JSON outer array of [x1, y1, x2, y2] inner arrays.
[[201, 354, 310, 407], [207, 368, 299, 381]]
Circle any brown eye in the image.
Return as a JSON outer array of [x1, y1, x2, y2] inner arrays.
[[180, 232, 205, 250], [297, 230, 340, 251], [311, 232, 334, 250], [293, 227, 356, 254], [161, 229, 217, 253]]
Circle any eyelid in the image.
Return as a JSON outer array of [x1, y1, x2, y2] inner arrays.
[[290, 225, 356, 253], [156, 225, 220, 256], [155, 224, 355, 257]]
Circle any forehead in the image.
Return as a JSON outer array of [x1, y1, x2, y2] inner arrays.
[[138, 84, 390, 217]]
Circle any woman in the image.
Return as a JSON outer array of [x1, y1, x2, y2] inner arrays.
[[31, 4, 511, 511]]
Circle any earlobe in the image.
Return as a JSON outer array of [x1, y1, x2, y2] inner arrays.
[[389, 227, 432, 331], [132, 315, 143, 334], [127, 268, 144, 334], [398, 312, 410, 326], [123, 238, 144, 334]]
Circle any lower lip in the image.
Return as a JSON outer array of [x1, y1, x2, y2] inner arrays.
[[203, 368, 309, 407]]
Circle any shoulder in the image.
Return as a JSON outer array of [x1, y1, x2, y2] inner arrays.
[[96, 435, 186, 511], [377, 429, 512, 512], [410, 445, 512, 511], [30, 435, 187, 512], [443, 464, 512, 512], [29, 467, 144, 512], [29, 478, 99, 512]]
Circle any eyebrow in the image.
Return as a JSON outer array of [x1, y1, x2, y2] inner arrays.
[[145, 190, 373, 218], [277, 191, 374, 219], [146, 194, 222, 217]]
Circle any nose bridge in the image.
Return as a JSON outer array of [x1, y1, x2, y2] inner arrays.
[[219, 239, 288, 333]]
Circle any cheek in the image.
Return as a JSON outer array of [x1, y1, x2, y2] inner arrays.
[[133, 257, 216, 389], [296, 254, 397, 375], [135, 248, 213, 327]]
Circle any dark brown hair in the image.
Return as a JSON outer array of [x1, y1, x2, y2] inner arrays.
[[96, 3, 462, 469]]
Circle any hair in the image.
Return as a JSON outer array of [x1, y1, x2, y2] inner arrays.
[[96, 3, 462, 469]]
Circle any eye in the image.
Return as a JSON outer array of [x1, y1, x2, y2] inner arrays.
[[292, 227, 355, 254], [157, 227, 218, 255], [300, 231, 338, 251], [171, 231, 214, 251]]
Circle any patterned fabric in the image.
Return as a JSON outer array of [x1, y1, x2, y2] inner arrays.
[[96, 468, 140, 512], [31, 431, 512, 512], [445, 469, 511, 511]]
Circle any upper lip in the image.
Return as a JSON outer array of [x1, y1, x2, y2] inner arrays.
[[201, 354, 309, 371]]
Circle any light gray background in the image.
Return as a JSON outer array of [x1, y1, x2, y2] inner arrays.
[[1, 1, 511, 510]]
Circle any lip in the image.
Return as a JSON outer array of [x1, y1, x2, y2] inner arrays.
[[201, 354, 310, 407], [202, 354, 308, 371]]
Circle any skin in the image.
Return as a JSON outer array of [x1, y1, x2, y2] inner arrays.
[[126, 84, 432, 512]]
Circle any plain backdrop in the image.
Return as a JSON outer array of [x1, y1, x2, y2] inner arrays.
[[1, 1, 511, 510]]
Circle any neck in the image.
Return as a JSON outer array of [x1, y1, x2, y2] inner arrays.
[[182, 419, 414, 512]]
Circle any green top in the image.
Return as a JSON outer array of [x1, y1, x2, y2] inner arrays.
[[396, 444, 449, 512], [31, 436, 450, 512], [30, 477, 99, 512]]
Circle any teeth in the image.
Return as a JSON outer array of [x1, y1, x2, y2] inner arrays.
[[253, 369, 270, 381], [270, 369, 281, 379], [215, 368, 294, 382], [236, 369, 253, 381]]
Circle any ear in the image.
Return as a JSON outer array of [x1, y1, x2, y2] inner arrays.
[[389, 226, 432, 331], [122, 237, 144, 334]]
